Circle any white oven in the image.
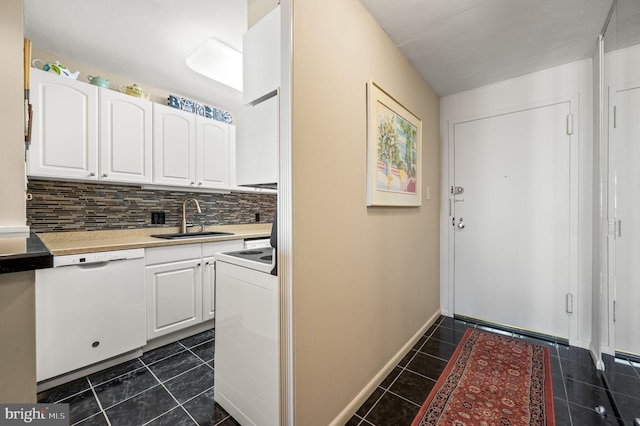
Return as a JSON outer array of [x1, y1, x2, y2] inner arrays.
[[243, 237, 271, 249], [214, 247, 278, 426]]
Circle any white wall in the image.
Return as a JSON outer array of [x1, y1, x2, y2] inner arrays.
[[616, 43, 640, 84], [440, 59, 594, 347]]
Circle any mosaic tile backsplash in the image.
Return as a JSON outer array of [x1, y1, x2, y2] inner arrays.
[[27, 180, 277, 233]]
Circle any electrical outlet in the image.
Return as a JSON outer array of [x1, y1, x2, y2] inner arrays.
[[151, 211, 166, 224]]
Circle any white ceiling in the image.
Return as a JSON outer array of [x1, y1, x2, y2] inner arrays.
[[612, 0, 640, 51], [359, 0, 616, 96], [24, 0, 635, 107]]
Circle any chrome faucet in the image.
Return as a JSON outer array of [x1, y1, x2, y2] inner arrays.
[[181, 198, 202, 233]]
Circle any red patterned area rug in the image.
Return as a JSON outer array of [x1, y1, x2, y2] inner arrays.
[[411, 328, 555, 426]]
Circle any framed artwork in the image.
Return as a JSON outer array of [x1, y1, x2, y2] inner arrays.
[[367, 81, 422, 206]]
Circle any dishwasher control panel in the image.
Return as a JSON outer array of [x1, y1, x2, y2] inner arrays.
[[54, 248, 145, 267]]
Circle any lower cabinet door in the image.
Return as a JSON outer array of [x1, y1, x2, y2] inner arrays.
[[201, 240, 243, 322], [202, 256, 217, 322], [146, 259, 203, 339]]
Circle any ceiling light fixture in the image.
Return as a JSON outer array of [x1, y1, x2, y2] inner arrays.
[[186, 38, 243, 91]]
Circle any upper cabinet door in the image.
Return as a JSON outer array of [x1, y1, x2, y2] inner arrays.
[[28, 69, 99, 180], [153, 104, 196, 187], [243, 5, 281, 104], [99, 88, 153, 184], [236, 94, 278, 187], [196, 116, 230, 189]]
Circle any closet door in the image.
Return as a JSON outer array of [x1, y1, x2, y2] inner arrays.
[[611, 84, 640, 357]]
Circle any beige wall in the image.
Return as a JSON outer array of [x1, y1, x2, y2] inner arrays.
[[0, 0, 26, 225], [248, 0, 279, 28], [0, 0, 37, 403], [291, 0, 440, 424], [0, 271, 36, 402]]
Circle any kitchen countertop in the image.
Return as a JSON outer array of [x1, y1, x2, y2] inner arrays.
[[37, 223, 272, 256], [0, 233, 54, 274]]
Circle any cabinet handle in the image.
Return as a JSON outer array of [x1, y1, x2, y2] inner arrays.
[[197, 263, 201, 267], [198, 182, 203, 186], [205, 261, 209, 265], [102, 173, 108, 178], [92, 341, 100, 348], [89, 172, 95, 176], [191, 181, 195, 185]]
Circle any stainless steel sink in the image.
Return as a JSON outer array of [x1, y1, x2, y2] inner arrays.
[[151, 231, 234, 239]]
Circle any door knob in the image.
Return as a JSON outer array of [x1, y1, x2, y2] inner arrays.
[[457, 218, 465, 229]]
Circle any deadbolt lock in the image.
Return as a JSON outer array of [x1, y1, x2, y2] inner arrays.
[[451, 186, 464, 195]]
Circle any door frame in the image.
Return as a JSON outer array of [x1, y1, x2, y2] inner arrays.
[[441, 95, 580, 345]]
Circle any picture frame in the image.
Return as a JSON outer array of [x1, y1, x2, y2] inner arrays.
[[367, 81, 422, 206]]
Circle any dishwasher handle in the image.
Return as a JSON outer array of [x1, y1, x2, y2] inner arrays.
[[53, 248, 145, 268], [66, 259, 126, 270]]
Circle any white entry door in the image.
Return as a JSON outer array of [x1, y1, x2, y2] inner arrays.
[[611, 85, 640, 357], [452, 102, 572, 339]]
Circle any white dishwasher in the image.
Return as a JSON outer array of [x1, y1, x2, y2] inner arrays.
[[36, 248, 146, 382]]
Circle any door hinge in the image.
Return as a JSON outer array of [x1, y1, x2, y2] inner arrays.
[[613, 105, 617, 129], [566, 113, 574, 135], [608, 219, 622, 238], [566, 293, 574, 314]]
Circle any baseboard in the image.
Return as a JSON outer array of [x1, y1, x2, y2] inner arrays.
[[572, 338, 591, 351], [144, 320, 214, 352], [37, 349, 143, 392], [328, 309, 442, 426]]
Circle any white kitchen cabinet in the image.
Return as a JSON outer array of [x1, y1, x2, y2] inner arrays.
[[196, 116, 230, 190], [99, 88, 153, 183], [153, 103, 232, 190], [202, 256, 217, 322], [243, 5, 281, 104], [202, 240, 243, 321], [28, 68, 99, 180], [145, 244, 202, 339], [28, 69, 153, 184], [152, 104, 196, 187], [146, 259, 203, 339], [145, 240, 242, 338], [236, 94, 279, 187]]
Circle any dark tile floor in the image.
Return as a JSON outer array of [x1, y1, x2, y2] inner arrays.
[[39, 317, 640, 426], [348, 316, 640, 426], [37, 330, 240, 426]]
